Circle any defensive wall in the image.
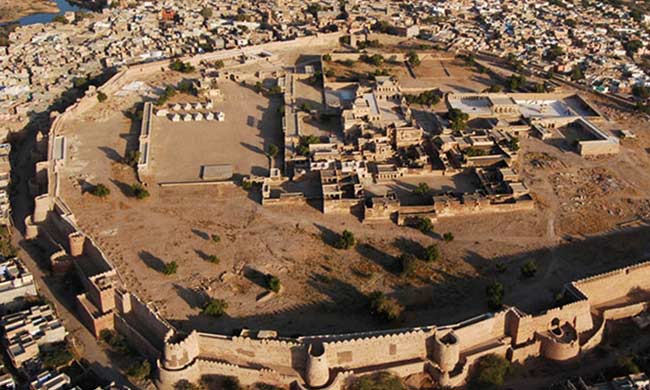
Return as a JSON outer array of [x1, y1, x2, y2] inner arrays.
[[23, 38, 650, 390]]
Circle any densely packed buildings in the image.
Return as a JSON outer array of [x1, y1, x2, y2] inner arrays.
[[2, 0, 650, 125]]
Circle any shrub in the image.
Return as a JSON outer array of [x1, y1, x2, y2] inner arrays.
[[299, 102, 311, 112], [406, 50, 420, 66], [469, 354, 510, 390], [169, 59, 195, 73], [399, 253, 417, 277], [175, 380, 200, 390], [206, 255, 220, 264], [127, 359, 151, 380], [53, 15, 68, 24], [322, 53, 332, 62], [214, 59, 225, 69], [495, 262, 508, 273], [520, 260, 537, 278], [97, 91, 107, 102], [40, 343, 74, 369], [415, 217, 434, 235], [266, 274, 281, 293], [91, 183, 110, 198], [131, 183, 150, 199], [99, 329, 132, 355], [615, 355, 641, 375], [349, 371, 405, 390], [486, 281, 504, 311], [125, 150, 140, 167], [369, 291, 403, 322], [335, 229, 355, 250], [222, 377, 242, 390], [443, 232, 454, 242], [412, 182, 430, 196], [266, 144, 279, 159], [424, 245, 439, 262], [202, 299, 228, 317], [211, 234, 221, 243], [242, 181, 252, 191], [177, 79, 197, 95], [162, 261, 178, 275]]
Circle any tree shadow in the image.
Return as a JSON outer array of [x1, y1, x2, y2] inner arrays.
[[98, 146, 123, 163], [194, 249, 213, 261], [393, 236, 427, 259], [313, 223, 342, 248], [191, 229, 210, 240], [355, 243, 400, 275], [243, 266, 268, 289], [138, 251, 166, 273], [173, 284, 207, 309], [109, 179, 134, 197]]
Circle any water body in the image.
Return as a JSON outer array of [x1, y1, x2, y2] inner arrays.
[[14, 0, 97, 26]]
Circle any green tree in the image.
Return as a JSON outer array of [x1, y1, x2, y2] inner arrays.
[[335, 229, 355, 249], [52, 15, 69, 24], [413, 182, 430, 196], [91, 183, 110, 198], [254, 81, 264, 93], [443, 232, 454, 242], [322, 53, 332, 62], [632, 84, 650, 99], [40, 343, 74, 369], [222, 377, 242, 390], [399, 253, 417, 277], [206, 254, 220, 264], [469, 354, 511, 390], [125, 150, 140, 167], [97, 91, 108, 102], [571, 65, 584, 81], [520, 260, 537, 278], [175, 380, 201, 390], [424, 245, 439, 262], [162, 261, 178, 275], [416, 217, 434, 235], [211, 234, 221, 243], [214, 59, 225, 69], [349, 371, 405, 390], [169, 59, 195, 73], [267, 144, 280, 160], [406, 50, 420, 66], [369, 292, 403, 322], [448, 108, 469, 132], [203, 299, 228, 317], [131, 183, 150, 199], [486, 281, 504, 311], [266, 274, 281, 293], [127, 359, 151, 380]]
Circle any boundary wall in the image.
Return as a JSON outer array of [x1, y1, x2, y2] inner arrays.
[[25, 38, 650, 390]]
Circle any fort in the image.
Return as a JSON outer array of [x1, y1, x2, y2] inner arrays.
[[18, 51, 650, 390]]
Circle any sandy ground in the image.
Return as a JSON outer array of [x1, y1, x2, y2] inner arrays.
[[149, 81, 282, 182], [53, 41, 650, 340], [0, 0, 58, 23]]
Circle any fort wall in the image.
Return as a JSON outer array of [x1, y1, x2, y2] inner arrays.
[[29, 37, 650, 390], [572, 261, 650, 306]]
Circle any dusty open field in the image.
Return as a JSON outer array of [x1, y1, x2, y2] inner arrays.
[[149, 81, 282, 182], [53, 45, 650, 339]]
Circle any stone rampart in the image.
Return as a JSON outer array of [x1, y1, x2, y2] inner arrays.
[[30, 36, 650, 390]]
